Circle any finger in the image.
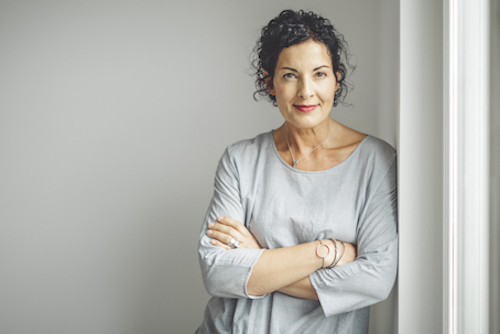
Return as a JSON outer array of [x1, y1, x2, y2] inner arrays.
[[217, 216, 249, 236], [208, 238, 230, 250], [207, 229, 234, 245], [209, 222, 238, 234]]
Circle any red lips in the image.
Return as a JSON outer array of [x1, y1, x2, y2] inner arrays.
[[294, 105, 318, 112]]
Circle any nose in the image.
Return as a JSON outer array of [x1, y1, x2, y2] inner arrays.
[[297, 77, 314, 99]]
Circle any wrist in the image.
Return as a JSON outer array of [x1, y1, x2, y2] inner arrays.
[[315, 239, 337, 268], [324, 239, 337, 267]]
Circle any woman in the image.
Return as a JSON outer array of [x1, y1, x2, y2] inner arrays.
[[196, 10, 397, 334]]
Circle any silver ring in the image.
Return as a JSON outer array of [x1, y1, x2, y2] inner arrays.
[[228, 237, 240, 249]]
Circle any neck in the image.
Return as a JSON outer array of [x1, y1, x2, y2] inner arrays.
[[284, 118, 334, 155]]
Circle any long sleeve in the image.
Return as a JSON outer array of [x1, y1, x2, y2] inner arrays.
[[198, 148, 266, 299], [309, 157, 398, 316]]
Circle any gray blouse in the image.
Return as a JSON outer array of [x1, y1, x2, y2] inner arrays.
[[196, 131, 398, 334]]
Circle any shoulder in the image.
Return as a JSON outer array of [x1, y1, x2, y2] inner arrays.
[[339, 123, 395, 158], [215, 131, 274, 180], [224, 131, 273, 161], [216, 131, 274, 172], [361, 136, 396, 164], [337, 124, 395, 167], [353, 135, 397, 185]]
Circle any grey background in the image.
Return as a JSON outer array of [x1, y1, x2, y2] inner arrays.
[[0, 0, 398, 333]]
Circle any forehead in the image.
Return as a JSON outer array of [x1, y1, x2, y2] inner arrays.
[[276, 39, 332, 69]]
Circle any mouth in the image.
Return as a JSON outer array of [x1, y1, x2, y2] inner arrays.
[[294, 105, 318, 112]]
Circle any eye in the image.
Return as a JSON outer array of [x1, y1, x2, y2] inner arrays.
[[315, 72, 326, 78], [283, 73, 296, 79]]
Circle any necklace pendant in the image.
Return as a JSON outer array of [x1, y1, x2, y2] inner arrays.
[[292, 160, 299, 168]]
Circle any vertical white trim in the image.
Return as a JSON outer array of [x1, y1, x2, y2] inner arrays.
[[444, 0, 490, 333]]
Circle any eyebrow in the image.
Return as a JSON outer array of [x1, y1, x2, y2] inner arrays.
[[280, 65, 331, 72]]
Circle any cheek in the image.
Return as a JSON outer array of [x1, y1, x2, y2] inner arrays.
[[319, 84, 337, 101], [274, 85, 293, 102]]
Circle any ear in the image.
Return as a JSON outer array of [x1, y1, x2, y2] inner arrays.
[[334, 71, 340, 91], [263, 71, 275, 96]]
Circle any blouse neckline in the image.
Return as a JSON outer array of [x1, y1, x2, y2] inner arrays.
[[269, 130, 371, 174]]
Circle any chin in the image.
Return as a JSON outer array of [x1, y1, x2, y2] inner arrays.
[[288, 114, 330, 128], [287, 119, 328, 131]]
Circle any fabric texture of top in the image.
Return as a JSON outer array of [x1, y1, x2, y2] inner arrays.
[[196, 131, 398, 334]]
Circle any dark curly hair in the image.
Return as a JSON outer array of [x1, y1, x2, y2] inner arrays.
[[252, 10, 355, 107]]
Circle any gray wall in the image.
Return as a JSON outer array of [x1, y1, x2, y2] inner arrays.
[[0, 1, 398, 333], [398, 0, 444, 332]]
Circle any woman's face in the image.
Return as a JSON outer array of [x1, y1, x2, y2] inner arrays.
[[268, 39, 339, 130]]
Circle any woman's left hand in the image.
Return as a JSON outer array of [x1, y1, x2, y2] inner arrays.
[[206, 216, 262, 250]]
